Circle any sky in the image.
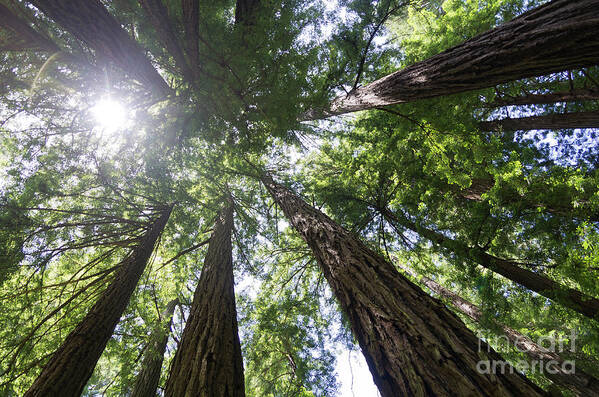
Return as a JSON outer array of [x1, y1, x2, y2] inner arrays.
[[336, 350, 380, 397]]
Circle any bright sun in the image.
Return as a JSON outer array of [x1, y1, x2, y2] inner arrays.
[[90, 98, 127, 132]]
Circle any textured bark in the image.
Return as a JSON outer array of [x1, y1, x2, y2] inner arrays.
[[479, 111, 599, 132], [130, 298, 179, 397], [29, 0, 170, 95], [261, 175, 545, 397], [380, 206, 599, 320], [0, 3, 59, 52], [398, 263, 599, 396], [164, 205, 245, 397], [139, 0, 194, 83], [304, 0, 599, 120], [486, 89, 599, 107], [24, 206, 172, 397]]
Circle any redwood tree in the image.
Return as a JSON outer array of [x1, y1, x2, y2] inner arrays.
[[24, 205, 172, 397], [305, 0, 599, 119], [455, 178, 599, 222], [397, 263, 599, 396], [479, 111, 599, 132], [164, 204, 245, 397], [379, 206, 599, 320], [261, 174, 545, 397], [485, 88, 599, 107], [0, 3, 58, 52], [29, 0, 170, 95], [130, 298, 179, 397]]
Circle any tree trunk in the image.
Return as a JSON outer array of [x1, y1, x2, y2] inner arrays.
[[486, 89, 599, 107], [29, 0, 170, 95], [456, 178, 599, 222], [379, 206, 599, 320], [479, 111, 599, 132], [303, 0, 599, 120], [261, 175, 545, 397], [130, 298, 179, 397], [0, 3, 59, 52], [164, 204, 245, 397], [24, 206, 173, 397], [181, 0, 200, 81], [139, 0, 194, 83], [397, 263, 599, 396]]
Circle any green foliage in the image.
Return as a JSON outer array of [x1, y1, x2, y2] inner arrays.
[[1, 0, 599, 395]]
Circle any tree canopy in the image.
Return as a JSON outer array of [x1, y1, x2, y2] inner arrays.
[[1, 0, 599, 395]]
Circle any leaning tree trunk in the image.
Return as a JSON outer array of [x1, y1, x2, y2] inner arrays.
[[397, 263, 599, 396], [303, 0, 599, 120], [479, 111, 599, 132], [29, 0, 170, 95], [164, 204, 245, 397], [485, 88, 599, 107], [130, 298, 179, 397], [181, 0, 200, 81], [379, 206, 599, 320], [0, 3, 59, 52], [24, 206, 172, 397], [139, 0, 194, 84], [0, 2, 101, 78], [456, 178, 599, 222], [261, 175, 545, 397]]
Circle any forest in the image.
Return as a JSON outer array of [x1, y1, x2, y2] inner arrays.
[[1, 0, 599, 395]]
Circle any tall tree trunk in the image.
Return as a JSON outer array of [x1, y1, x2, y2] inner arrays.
[[24, 206, 173, 397], [130, 298, 179, 397], [379, 206, 599, 320], [303, 0, 599, 120], [0, 3, 59, 52], [29, 0, 170, 95], [138, 0, 194, 83], [181, 0, 200, 81], [164, 204, 245, 397], [486, 88, 599, 107], [261, 175, 545, 397], [397, 263, 599, 396], [456, 178, 599, 222], [479, 111, 599, 132]]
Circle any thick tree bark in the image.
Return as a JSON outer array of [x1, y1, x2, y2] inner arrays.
[[397, 263, 599, 395], [379, 206, 599, 320], [304, 0, 599, 120], [486, 89, 599, 107], [164, 204, 245, 397], [0, 3, 59, 52], [261, 175, 545, 397], [29, 0, 170, 95], [479, 111, 599, 132], [24, 206, 173, 397], [130, 298, 179, 397]]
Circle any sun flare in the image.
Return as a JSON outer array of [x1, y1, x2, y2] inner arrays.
[[90, 98, 127, 132]]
